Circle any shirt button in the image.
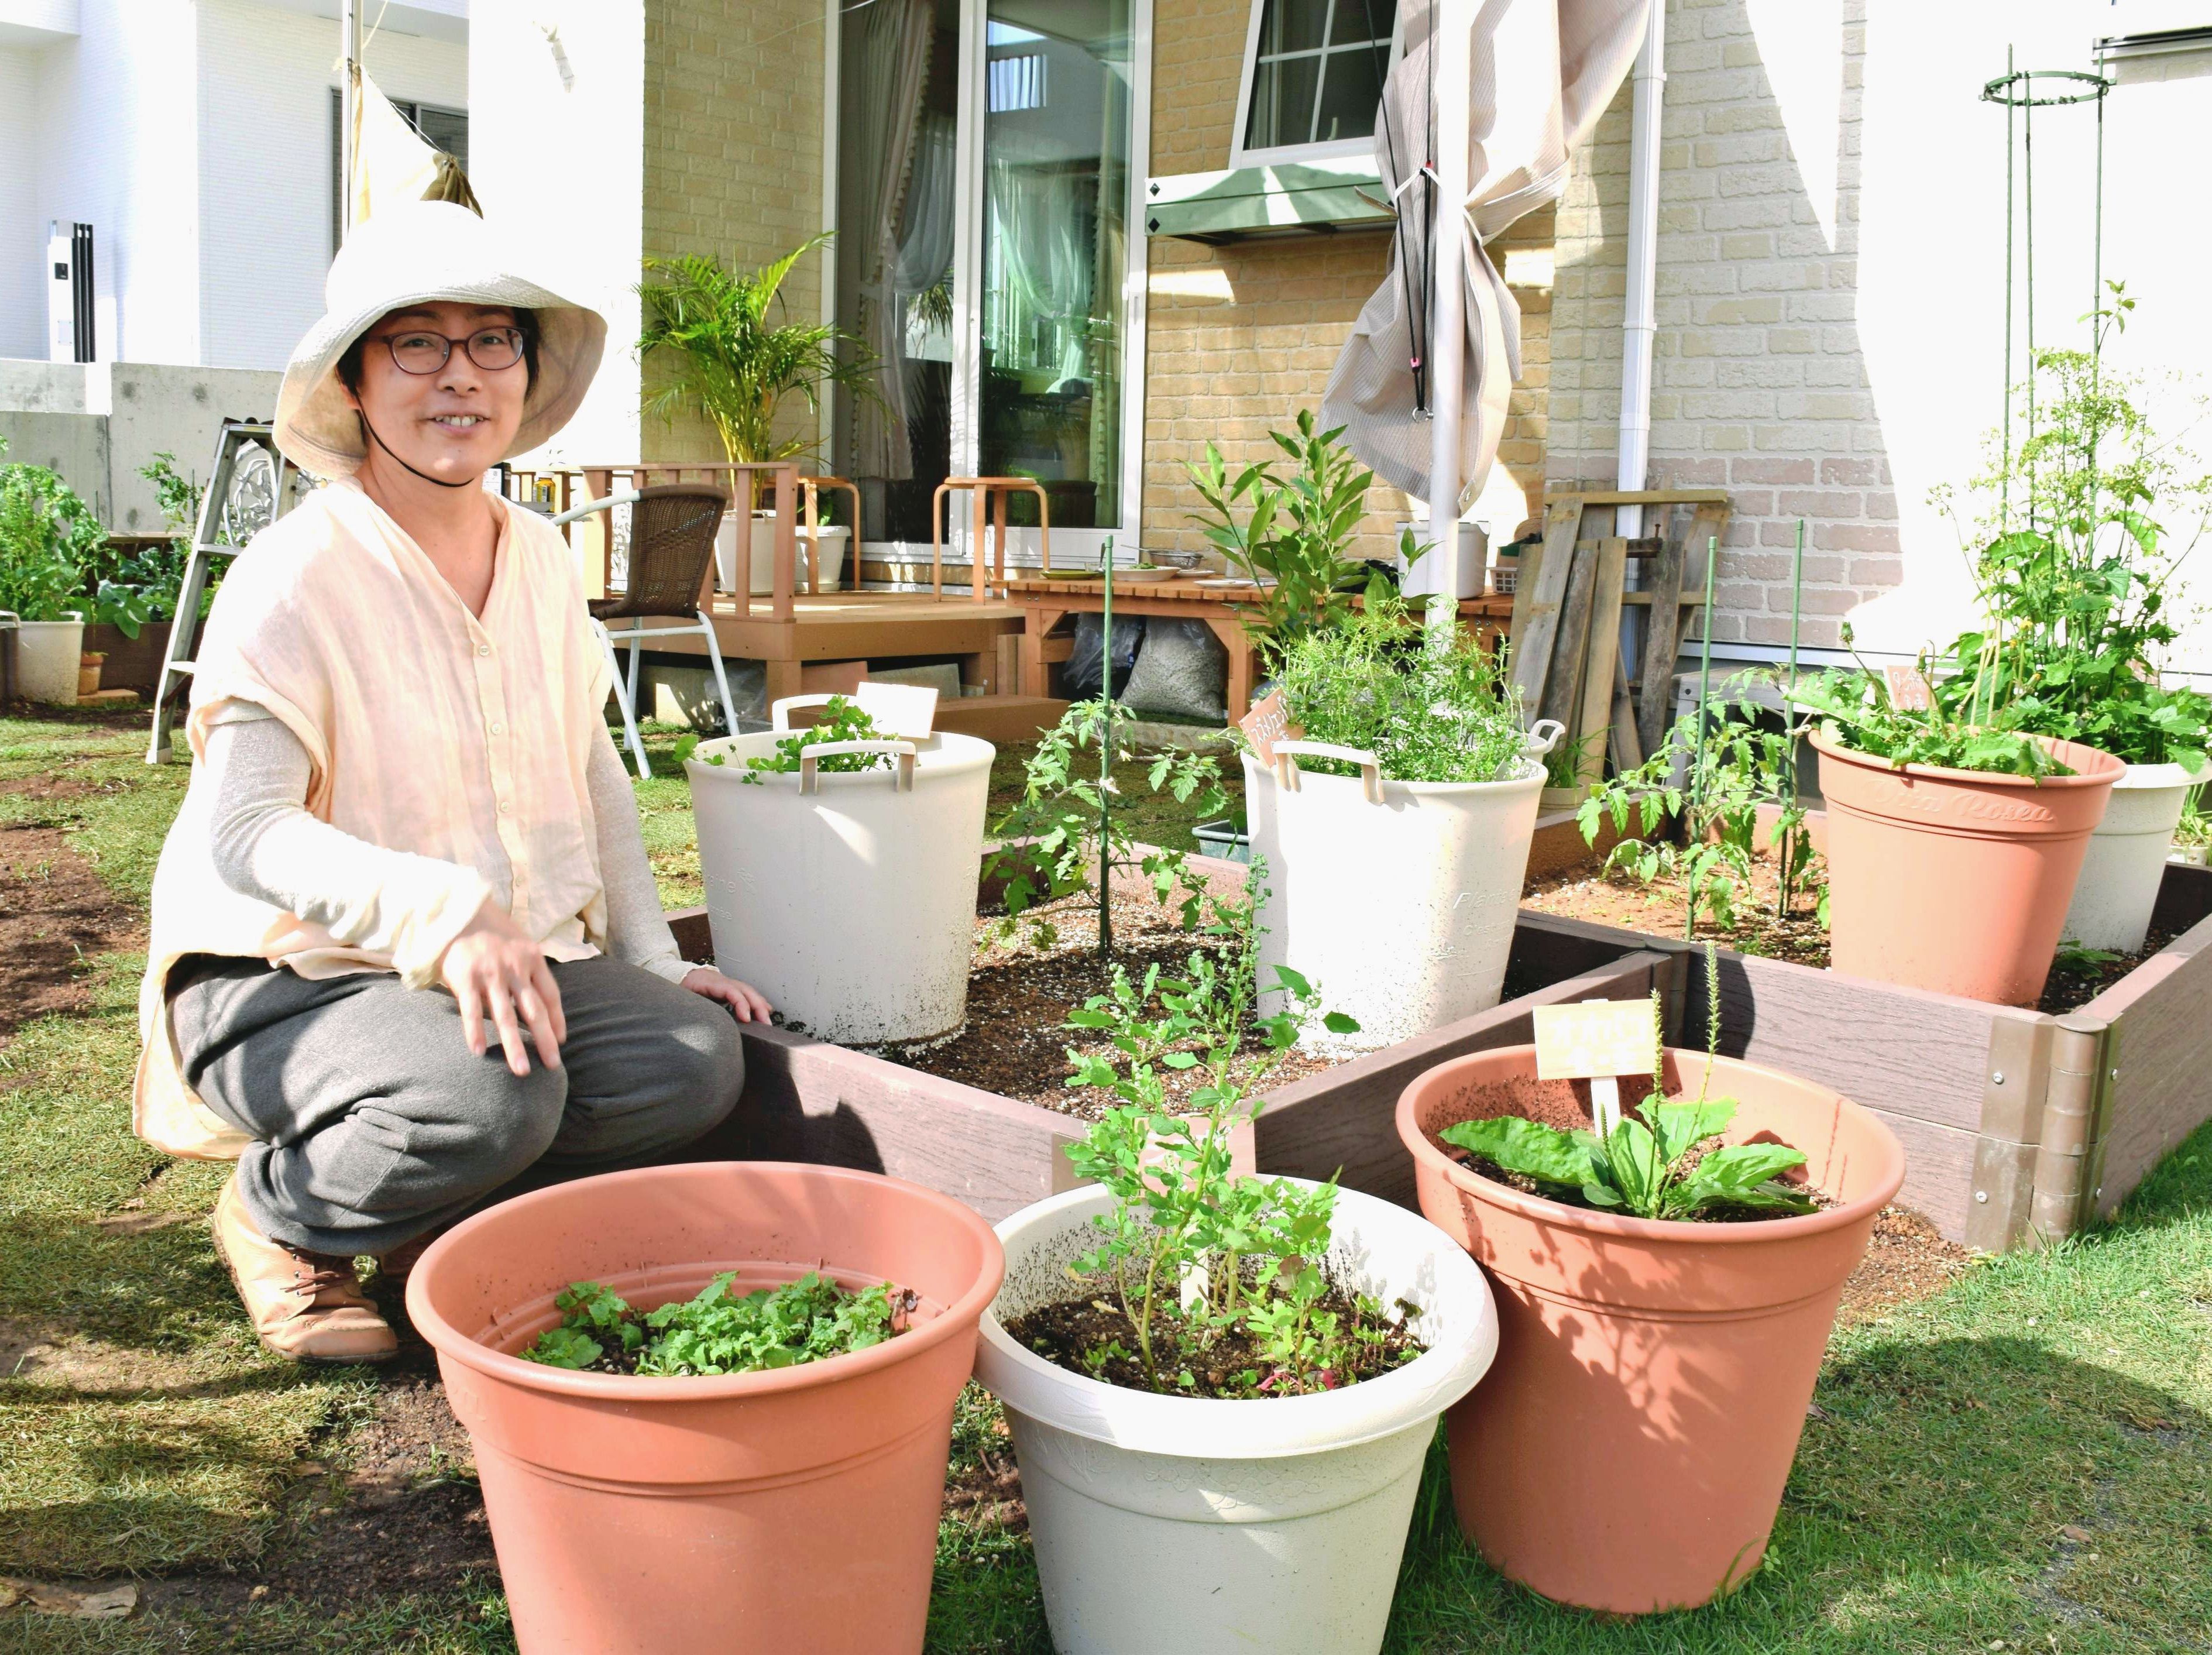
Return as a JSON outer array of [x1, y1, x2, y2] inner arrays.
[[477, 644, 492, 658], [497, 799, 512, 816], [490, 722, 506, 736]]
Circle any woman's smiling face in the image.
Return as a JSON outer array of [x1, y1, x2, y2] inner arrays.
[[343, 301, 528, 486]]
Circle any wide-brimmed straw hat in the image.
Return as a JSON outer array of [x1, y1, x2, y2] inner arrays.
[[274, 200, 606, 479]]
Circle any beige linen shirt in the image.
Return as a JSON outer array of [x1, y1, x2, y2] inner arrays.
[[135, 477, 616, 1158]]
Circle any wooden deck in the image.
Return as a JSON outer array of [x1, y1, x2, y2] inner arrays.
[[643, 589, 1028, 703]]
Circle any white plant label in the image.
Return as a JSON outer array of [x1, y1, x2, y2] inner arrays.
[[1533, 998, 1660, 1137]]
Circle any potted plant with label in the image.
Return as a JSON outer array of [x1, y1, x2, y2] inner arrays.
[[637, 236, 876, 591], [1243, 590, 1560, 1051], [683, 688, 994, 1043], [1928, 286, 2212, 953], [1, 441, 149, 704], [1394, 953, 1904, 1613], [406, 1160, 1004, 1655], [973, 881, 1499, 1655], [1792, 626, 2123, 1005]]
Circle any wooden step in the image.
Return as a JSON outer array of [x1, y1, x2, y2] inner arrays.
[[935, 695, 1070, 746]]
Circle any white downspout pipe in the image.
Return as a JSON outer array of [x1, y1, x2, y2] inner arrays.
[[1426, 0, 1473, 631], [1615, 1, 1665, 538]]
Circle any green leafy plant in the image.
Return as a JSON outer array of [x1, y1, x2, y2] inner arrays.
[[1274, 592, 1528, 785], [637, 236, 879, 469], [1578, 680, 1822, 927], [520, 1271, 913, 1376], [1184, 409, 1418, 661], [1440, 946, 1815, 1221], [2173, 785, 2211, 852], [1790, 624, 2070, 780], [118, 451, 221, 623], [983, 698, 1228, 952], [0, 439, 146, 633], [676, 695, 895, 783], [1931, 284, 2211, 772], [1041, 871, 1400, 1396]]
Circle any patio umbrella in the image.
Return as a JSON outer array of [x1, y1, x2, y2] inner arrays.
[[1321, 0, 1649, 515]]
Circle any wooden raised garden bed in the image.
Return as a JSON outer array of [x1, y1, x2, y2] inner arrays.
[[1513, 809, 2212, 1252], [668, 844, 1664, 1223]]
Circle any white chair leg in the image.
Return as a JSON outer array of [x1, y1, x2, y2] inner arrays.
[[696, 612, 740, 736], [600, 622, 651, 780]]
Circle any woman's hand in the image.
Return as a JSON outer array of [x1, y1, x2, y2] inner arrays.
[[438, 900, 566, 1075], [681, 967, 774, 1023]]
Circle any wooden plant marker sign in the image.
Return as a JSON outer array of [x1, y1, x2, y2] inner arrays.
[[1533, 998, 1660, 1137], [856, 681, 939, 739], [1237, 688, 1297, 767], [1882, 664, 1934, 712]]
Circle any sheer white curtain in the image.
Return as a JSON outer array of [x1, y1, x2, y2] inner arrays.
[[841, 0, 936, 482]]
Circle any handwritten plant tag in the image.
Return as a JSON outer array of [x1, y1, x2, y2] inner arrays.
[[1881, 664, 1934, 712], [1533, 1000, 1659, 1083], [855, 681, 938, 739], [1238, 688, 1297, 765]]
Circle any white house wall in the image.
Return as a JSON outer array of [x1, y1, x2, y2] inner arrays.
[[0, 46, 43, 360], [195, 0, 468, 372]]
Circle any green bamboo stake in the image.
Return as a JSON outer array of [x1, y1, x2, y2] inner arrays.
[[1685, 534, 1718, 942], [1777, 519, 1805, 920], [1098, 534, 1115, 959]]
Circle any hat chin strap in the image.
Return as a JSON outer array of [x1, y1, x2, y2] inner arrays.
[[358, 412, 480, 491]]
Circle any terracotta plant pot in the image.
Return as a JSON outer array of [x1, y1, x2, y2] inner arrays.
[[1811, 729, 2124, 1005], [77, 651, 105, 698], [406, 1162, 1005, 1655], [1396, 1045, 1904, 1614]]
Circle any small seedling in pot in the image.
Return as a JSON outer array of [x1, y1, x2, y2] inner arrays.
[[1439, 945, 1817, 1221], [520, 1270, 916, 1376], [1012, 868, 1424, 1398], [672, 696, 892, 781]]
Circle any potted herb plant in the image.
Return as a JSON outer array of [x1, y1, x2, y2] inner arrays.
[[1244, 592, 1560, 1051], [0, 442, 147, 704], [2172, 784, 2210, 868], [1394, 954, 1905, 1613], [637, 236, 877, 591], [1929, 287, 2212, 953], [683, 691, 994, 1043], [406, 1160, 1004, 1654], [1793, 627, 2123, 1006], [973, 882, 1498, 1655]]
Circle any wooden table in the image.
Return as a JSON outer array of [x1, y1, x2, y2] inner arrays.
[[1004, 575, 1514, 719]]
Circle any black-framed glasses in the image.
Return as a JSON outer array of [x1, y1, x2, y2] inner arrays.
[[367, 326, 527, 376]]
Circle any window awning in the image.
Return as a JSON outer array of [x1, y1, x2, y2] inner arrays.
[[1142, 159, 1391, 244]]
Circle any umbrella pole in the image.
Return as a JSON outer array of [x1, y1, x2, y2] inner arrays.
[[1425, 0, 1473, 648]]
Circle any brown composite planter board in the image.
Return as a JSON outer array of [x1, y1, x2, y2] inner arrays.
[[666, 901, 1658, 1224], [1524, 823, 2212, 1251]]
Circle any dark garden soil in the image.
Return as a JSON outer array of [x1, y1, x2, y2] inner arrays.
[[1004, 1271, 1427, 1399], [2037, 923, 2179, 1015], [0, 780, 139, 1045], [1521, 853, 1829, 967], [865, 891, 1333, 1115]]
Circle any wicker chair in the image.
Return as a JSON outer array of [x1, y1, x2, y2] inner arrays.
[[551, 483, 736, 778]]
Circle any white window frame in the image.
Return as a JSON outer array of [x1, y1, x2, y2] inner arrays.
[[1229, 0, 1403, 169]]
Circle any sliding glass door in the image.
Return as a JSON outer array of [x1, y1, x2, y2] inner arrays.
[[833, 0, 1142, 577]]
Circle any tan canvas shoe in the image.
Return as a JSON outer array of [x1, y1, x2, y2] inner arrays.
[[210, 1178, 399, 1364], [369, 1225, 446, 1294]]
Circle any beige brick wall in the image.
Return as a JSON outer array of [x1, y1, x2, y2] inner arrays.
[[1141, 0, 1552, 564], [1547, 0, 1894, 649], [641, 0, 826, 465]]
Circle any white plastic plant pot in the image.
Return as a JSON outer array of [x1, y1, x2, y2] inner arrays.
[[12, 613, 84, 705], [1242, 721, 1562, 1053], [2061, 759, 2210, 953], [713, 512, 852, 595], [973, 1180, 1497, 1655], [686, 706, 994, 1043]]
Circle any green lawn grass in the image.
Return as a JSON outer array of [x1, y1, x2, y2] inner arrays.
[[3, 707, 2208, 1653]]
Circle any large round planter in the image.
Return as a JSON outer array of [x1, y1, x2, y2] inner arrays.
[[2060, 759, 2208, 953], [1397, 1046, 1904, 1613], [713, 511, 851, 594], [1242, 739, 1552, 1052], [406, 1162, 1005, 1655], [12, 613, 85, 705], [688, 720, 994, 1043], [1811, 729, 2123, 1006], [974, 1180, 1498, 1655]]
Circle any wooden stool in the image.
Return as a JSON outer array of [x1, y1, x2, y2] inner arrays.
[[798, 475, 861, 593], [930, 478, 1051, 602]]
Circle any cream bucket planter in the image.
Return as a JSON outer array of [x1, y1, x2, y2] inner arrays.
[[974, 1180, 1497, 1655], [1242, 722, 1562, 1052], [11, 612, 85, 705], [2061, 760, 2209, 953], [686, 706, 993, 1043], [713, 512, 852, 594]]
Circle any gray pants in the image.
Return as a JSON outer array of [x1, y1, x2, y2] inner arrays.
[[171, 953, 745, 1257]]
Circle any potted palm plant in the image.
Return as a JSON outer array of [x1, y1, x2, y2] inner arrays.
[[637, 235, 877, 591]]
